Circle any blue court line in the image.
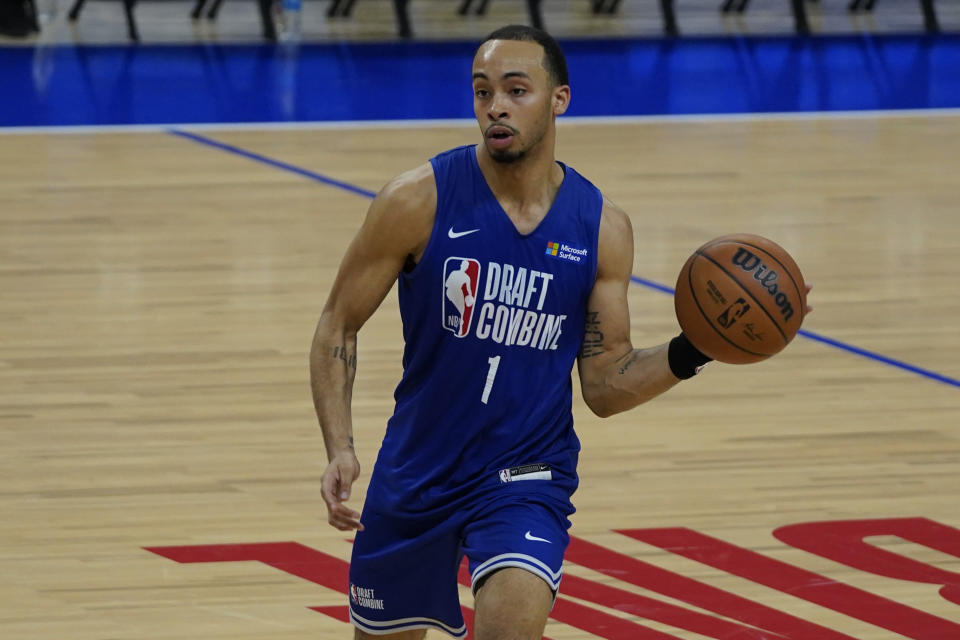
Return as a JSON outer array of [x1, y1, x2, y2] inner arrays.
[[629, 276, 676, 296], [169, 128, 958, 390], [794, 329, 960, 388], [167, 129, 377, 199], [629, 276, 960, 388]]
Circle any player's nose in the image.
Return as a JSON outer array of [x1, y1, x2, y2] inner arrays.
[[487, 92, 509, 120]]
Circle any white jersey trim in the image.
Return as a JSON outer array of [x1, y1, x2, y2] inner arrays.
[[470, 553, 563, 593], [349, 607, 467, 638], [472, 552, 562, 581]]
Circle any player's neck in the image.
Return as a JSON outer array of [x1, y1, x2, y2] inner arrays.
[[475, 139, 563, 213]]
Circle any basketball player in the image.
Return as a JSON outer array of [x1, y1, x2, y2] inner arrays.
[[311, 25, 741, 639]]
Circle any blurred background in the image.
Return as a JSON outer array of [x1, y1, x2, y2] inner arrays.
[[1, 1, 958, 126]]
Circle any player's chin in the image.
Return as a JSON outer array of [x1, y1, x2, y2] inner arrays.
[[485, 143, 524, 164]]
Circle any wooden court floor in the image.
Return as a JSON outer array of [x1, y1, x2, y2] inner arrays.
[[1, 114, 959, 639]]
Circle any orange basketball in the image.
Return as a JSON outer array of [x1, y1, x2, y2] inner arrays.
[[674, 234, 806, 364]]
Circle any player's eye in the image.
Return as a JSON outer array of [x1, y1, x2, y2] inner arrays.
[[475, 88, 489, 98], [511, 87, 527, 96]]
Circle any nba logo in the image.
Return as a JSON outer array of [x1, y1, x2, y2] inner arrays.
[[349, 584, 357, 603], [442, 257, 481, 338]]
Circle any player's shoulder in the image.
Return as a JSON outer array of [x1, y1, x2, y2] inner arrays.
[[595, 196, 634, 278], [360, 163, 437, 257], [376, 162, 436, 214], [598, 196, 633, 246]]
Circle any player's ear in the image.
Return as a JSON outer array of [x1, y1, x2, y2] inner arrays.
[[552, 84, 570, 116]]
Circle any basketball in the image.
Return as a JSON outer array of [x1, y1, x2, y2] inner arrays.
[[674, 233, 806, 364]]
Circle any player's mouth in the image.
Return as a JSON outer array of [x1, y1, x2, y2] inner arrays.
[[486, 125, 516, 149]]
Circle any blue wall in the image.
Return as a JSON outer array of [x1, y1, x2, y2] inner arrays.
[[1, 34, 959, 126]]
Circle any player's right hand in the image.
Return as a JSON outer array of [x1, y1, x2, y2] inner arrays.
[[321, 451, 364, 531]]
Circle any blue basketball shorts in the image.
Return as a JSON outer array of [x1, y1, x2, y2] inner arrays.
[[347, 485, 574, 638]]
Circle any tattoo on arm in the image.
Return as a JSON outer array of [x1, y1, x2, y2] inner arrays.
[[616, 349, 640, 375], [332, 345, 357, 369], [580, 311, 605, 358]]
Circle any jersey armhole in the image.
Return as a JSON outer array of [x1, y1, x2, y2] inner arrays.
[[400, 160, 442, 281], [589, 187, 603, 287]]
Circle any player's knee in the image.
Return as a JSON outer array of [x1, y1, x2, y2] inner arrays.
[[475, 617, 546, 640], [473, 568, 552, 640]]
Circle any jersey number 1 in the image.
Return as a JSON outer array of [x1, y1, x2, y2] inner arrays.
[[481, 356, 501, 404]]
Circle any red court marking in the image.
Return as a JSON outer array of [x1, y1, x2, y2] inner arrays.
[[774, 517, 960, 607], [146, 542, 348, 592], [565, 534, 855, 640], [626, 525, 960, 640], [560, 573, 778, 639], [309, 605, 350, 623], [147, 543, 499, 639], [147, 522, 960, 640]]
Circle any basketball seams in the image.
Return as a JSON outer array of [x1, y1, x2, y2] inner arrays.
[[692, 250, 790, 345], [702, 238, 805, 323], [684, 257, 768, 358]]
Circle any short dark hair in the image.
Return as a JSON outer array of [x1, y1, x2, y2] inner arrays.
[[479, 24, 569, 87]]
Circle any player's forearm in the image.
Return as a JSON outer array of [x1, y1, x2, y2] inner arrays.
[[310, 315, 358, 461], [581, 343, 680, 417]]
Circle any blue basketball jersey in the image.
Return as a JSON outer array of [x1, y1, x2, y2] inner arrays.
[[366, 145, 603, 514]]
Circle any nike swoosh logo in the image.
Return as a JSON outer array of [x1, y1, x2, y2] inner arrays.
[[448, 227, 479, 239], [525, 531, 552, 543]]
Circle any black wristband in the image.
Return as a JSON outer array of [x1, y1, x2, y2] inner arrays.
[[668, 333, 713, 380]]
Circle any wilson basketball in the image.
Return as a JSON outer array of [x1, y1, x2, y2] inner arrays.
[[674, 234, 806, 364]]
